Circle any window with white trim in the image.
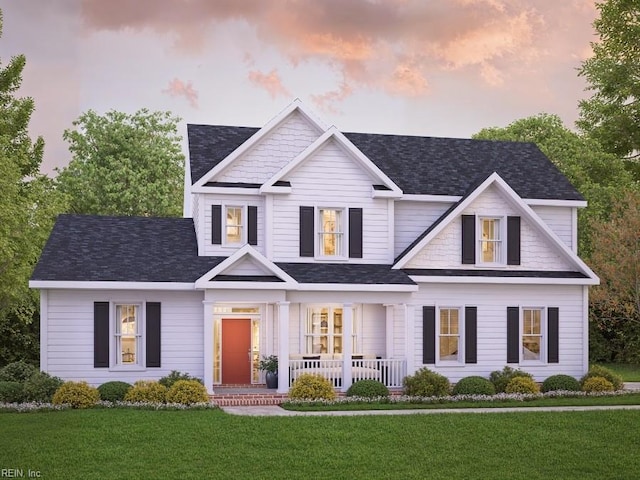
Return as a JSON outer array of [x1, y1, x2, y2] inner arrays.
[[225, 206, 244, 244], [522, 308, 544, 362], [439, 308, 460, 362], [305, 306, 358, 354], [318, 208, 344, 257], [479, 217, 502, 263], [115, 304, 141, 366]]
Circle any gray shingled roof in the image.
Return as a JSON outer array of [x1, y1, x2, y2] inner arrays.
[[187, 124, 584, 201], [31, 215, 224, 282], [402, 269, 589, 279], [277, 263, 416, 285]]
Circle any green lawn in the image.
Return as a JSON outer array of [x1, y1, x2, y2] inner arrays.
[[2, 409, 640, 479], [597, 363, 640, 381]]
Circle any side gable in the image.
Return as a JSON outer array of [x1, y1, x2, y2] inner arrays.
[[192, 99, 326, 188], [393, 173, 598, 283]]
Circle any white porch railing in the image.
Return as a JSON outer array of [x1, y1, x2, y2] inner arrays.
[[289, 358, 406, 389]]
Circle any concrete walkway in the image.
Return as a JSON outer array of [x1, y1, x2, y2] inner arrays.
[[221, 383, 640, 416]]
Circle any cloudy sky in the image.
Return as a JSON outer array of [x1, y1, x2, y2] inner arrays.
[[0, 1, 598, 175]]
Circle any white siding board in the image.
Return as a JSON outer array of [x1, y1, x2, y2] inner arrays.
[[406, 185, 573, 271], [220, 257, 272, 276], [217, 111, 321, 184], [532, 205, 573, 249], [394, 201, 453, 257], [44, 289, 205, 386]]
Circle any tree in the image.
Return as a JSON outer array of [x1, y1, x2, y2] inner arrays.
[[57, 109, 185, 217], [473, 113, 636, 256], [577, 0, 640, 159], [589, 189, 640, 363], [0, 9, 67, 365]]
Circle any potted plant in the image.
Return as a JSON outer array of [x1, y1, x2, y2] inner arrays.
[[259, 355, 278, 389]]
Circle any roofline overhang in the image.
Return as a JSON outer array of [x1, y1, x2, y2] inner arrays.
[[408, 275, 599, 285], [29, 281, 196, 291], [400, 194, 586, 208]]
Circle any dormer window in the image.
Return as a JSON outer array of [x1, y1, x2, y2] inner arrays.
[[479, 217, 502, 264], [225, 206, 244, 244], [462, 214, 520, 266], [299, 206, 363, 259], [318, 209, 343, 257], [211, 204, 258, 246]]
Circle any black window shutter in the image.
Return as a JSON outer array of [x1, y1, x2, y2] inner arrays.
[[507, 307, 519, 363], [248, 206, 258, 246], [465, 306, 477, 364], [299, 206, 314, 257], [94, 302, 109, 368], [507, 216, 521, 265], [423, 306, 436, 364], [212, 205, 222, 245], [146, 302, 161, 368], [348, 208, 363, 258], [548, 307, 559, 363], [461, 215, 476, 264]]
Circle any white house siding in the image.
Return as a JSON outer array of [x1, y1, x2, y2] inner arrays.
[[394, 200, 453, 258], [217, 111, 321, 184], [392, 305, 406, 360], [201, 193, 265, 257], [44, 289, 205, 387], [220, 257, 273, 276], [272, 139, 391, 263], [407, 283, 586, 382], [405, 185, 573, 271], [531, 205, 573, 250]]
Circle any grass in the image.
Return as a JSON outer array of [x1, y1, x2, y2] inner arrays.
[[597, 363, 640, 381], [2, 408, 640, 479], [282, 392, 640, 411]]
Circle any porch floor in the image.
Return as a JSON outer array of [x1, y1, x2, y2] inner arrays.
[[210, 385, 289, 406]]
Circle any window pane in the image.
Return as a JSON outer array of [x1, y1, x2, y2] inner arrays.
[[116, 305, 138, 365], [522, 309, 542, 361], [522, 336, 541, 360], [480, 218, 501, 263], [226, 207, 243, 243], [440, 337, 459, 361], [319, 209, 342, 256]]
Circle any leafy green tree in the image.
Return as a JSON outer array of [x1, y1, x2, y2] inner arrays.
[[589, 189, 640, 363], [473, 113, 636, 256], [577, 0, 640, 159], [0, 9, 67, 365], [57, 109, 185, 217]]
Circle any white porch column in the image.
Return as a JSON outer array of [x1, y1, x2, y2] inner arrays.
[[203, 302, 215, 394], [405, 304, 416, 376], [277, 301, 290, 394], [384, 304, 394, 359], [341, 303, 353, 392]]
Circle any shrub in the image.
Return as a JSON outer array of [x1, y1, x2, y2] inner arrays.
[[489, 366, 533, 393], [159, 371, 202, 389], [166, 380, 210, 405], [403, 368, 450, 397], [124, 380, 167, 403], [0, 381, 25, 403], [97, 381, 132, 402], [346, 380, 389, 398], [289, 374, 336, 401], [541, 374, 580, 393], [23, 371, 64, 402], [0, 361, 37, 383], [452, 376, 496, 396], [581, 365, 623, 391], [52, 381, 99, 408], [505, 376, 540, 394], [582, 376, 614, 393]]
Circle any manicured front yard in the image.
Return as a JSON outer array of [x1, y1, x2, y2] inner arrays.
[[2, 408, 640, 479]]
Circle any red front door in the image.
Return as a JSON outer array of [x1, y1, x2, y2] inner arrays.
[[221, 318, 252, 384]]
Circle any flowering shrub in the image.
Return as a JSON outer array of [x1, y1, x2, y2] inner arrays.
[[346, 380, 389, 398], [452, 376, 495, 396], [403, 368, 450, 397], [505, 376, 540, 394], [581, 366, 623, 391], [541, 374, 580, 393], [290, 374, 336, 401], [52, 381, 99, 409], [582, 376, 614, 392], [489, 366, 533, 393], [166, 380, 210, 405], [124, 381, 167, 403]]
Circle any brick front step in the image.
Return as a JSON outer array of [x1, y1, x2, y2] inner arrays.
[[210, 393, 289, 406]]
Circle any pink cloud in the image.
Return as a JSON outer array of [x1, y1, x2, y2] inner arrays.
[[311, 82, 353, 113], [248, 69, 291, 99], [162, 78, 199, 108]]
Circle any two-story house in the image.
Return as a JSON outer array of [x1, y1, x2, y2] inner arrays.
[[30, 100, 599, 394]]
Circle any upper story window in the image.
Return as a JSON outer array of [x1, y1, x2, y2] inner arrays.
[[225, 206, 244, 244], [115, 304, 141, 366], [318, 209, 344, 257], [299, 206, 362, 259], [479, 217, 502, 263]]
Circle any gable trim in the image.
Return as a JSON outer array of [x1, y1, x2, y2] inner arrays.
[[401, 194, 587, 208], [192, 99, 326, 188], [260, 126, 402, 196], [392, 172, 599, 283], [194, 244, 298, 289]]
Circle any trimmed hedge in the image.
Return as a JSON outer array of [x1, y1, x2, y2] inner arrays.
[[505, 376, 540, 394], [346, 380, 389, 398], [582, 376, 614, 392], [98, 381, 132, 402], [490, 366, 533, 393], [23, 371, 64, 402], [124, 381, 168, 403], [452, 376, 495, 396], [166, 380, 209, 405], [403, 368, 450, 397], [581, 365, 623, 391], [52, 381, 99, 409], [290, 374, 336, 401], [159, 371, 202, 389], [541, 374, 580, 393]]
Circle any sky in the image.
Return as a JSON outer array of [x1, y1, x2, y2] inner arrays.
[[0, 0, 599, 175]]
